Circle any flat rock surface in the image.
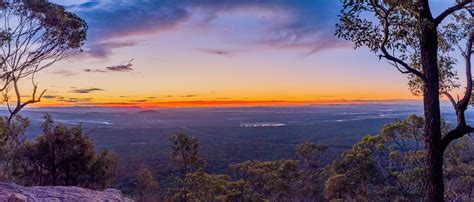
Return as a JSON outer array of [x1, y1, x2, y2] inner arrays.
[[0, 182, 133, 202]]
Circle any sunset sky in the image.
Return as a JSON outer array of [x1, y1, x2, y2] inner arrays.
[[29, 0, 465, 107]]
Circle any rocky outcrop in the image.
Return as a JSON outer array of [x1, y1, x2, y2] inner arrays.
[[0, 182, 133, 201]]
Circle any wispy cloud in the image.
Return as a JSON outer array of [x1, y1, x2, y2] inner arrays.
[[43, 95, 59, 99], [44, 95, 93, 103], [51, 70, 77, 77], [130, 99, 149, 103], [70, 1, 189, 42], [58, 97, 93, 103], [84, 59, 134, 73], [196, 48, 237, 56], [106, 63, 133, 72], [181, 95, 197, 98], [82, 41, 138, 60], [84, 68, 107, 73], [69, 88, 104, 94]]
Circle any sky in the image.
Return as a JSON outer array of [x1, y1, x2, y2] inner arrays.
[[25, 0, 467, 107]]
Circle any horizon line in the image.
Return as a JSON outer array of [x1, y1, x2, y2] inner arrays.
[[29, 99, 424, 108]]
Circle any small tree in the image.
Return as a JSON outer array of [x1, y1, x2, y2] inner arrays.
[[296, 142, 329, 199], [135, 165, 159, 201], [230, 160, 301, 201], [18, 114, 117, 189], [0, 115, 28, 180], [169, 132, 205, 201], [185, 171, 231, 201]]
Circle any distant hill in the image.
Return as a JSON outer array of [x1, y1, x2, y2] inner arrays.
[[136, 110, 160, 115]]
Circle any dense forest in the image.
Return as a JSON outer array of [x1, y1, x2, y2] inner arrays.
[[1, 114, 472, 201]]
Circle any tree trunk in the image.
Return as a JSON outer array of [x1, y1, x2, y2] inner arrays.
[[420, 16, 445, 202]]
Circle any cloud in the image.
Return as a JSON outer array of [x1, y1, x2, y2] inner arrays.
[[69, 88, 104, 94], [181, 95, 197, 98], [65, 0, 344, 55], [196, 48, 237, 56], [51, 70, 77, 76], [84, 68, 107, 73], [274, 38, 352, 56], [84, 59, 134, 73], [130, 99, 148, 103], [106, 63, 133, 72], [70, 1, 190, 42], [44, 95, 93, 103], [83, 41, 138, 60], [58, 97, 93, 103], [43, 95, 59, 99], [75, 1, 100, 9]]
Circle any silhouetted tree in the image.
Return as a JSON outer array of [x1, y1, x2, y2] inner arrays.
[[169, 132, 204, 201], [336, 0, 472, 200]]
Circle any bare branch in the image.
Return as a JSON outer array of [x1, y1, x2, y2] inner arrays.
[[457, 29, 473, 111], [440, 22, 474, 150], [442, 91, 457, 112], [441, 125, 474, 151]]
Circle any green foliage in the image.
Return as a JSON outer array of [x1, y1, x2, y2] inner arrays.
[[0, 116, 29, 181], [135, 165, 159, 200], [164, 132, 330, 201], [0, 0, 88, 181], [0, 0, 88, 134], [170, 132, 205, 173], [230, 160, 301, 201], [13, 114, 117, 190], [1, 0, 87, 49], [444, 136, 474, 201], [296, 142, 329, 200], [169, 132, 205, 201], [88, 149, 118, 190], [324, 115, 474, 201], [185, 171, 231, 201], [336, 0, 466, 96]]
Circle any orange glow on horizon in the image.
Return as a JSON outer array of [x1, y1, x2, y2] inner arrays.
[[31, 99, 421, 108]]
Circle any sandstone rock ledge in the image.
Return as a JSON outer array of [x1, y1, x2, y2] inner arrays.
[[0, 183, 133, 202]]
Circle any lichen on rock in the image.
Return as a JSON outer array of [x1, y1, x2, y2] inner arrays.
[[0, 183, 133, 201]]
